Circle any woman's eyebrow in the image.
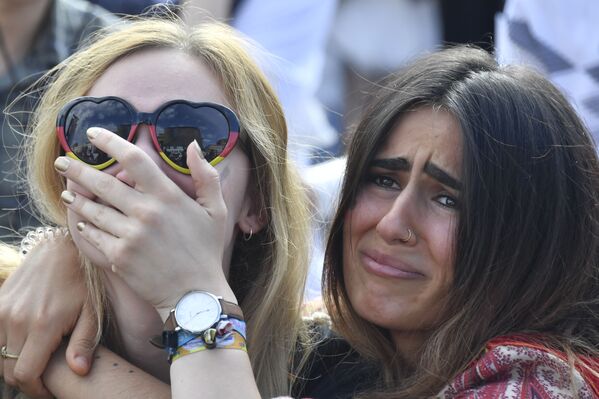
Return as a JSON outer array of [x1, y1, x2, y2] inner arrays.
[[371, 157, 462, 190], [423, 163, 462, 190]]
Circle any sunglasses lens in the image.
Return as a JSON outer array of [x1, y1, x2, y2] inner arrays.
[[155, 104, 231, 168], [64, 99, 132, 165]]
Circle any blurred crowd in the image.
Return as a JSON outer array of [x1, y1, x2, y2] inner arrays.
[[1, 0, 598, 300]]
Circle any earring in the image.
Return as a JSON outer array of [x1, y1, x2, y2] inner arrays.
[[398, 228, 414, 244], [243, 228, 253, 241]]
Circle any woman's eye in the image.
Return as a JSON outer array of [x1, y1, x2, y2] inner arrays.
[[436, 195, 458, 209], [371, 175, 400, 189]]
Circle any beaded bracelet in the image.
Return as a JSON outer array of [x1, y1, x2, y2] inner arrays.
[[19, 227, 69, 256], [171, 318, 247, 363]]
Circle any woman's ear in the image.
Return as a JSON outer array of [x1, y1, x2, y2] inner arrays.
[[237, 195, 267, 236]]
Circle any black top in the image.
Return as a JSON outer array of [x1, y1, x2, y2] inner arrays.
[[293, 325, 380, 399]]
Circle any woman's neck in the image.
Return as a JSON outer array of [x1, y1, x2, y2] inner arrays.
[[390, 330, 427, 366]]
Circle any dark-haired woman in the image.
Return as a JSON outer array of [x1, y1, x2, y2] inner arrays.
[[320, 46, 599, 397]]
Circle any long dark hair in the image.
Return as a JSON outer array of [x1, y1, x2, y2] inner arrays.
[[323, 46, 599, 397]]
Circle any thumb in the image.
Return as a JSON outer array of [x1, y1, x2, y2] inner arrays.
[[187, 140, 226, 215], [65, 302, 98, 376]]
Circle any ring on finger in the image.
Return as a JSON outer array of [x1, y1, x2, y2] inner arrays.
[[0, 346, 19, 360]]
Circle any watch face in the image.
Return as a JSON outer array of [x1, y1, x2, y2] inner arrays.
[[175, 291, 221, 333]]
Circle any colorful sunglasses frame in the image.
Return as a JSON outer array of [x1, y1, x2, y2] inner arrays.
[[56, 96, 241, 174]]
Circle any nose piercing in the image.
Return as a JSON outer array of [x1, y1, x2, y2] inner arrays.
[[398, 228, 414, 244]]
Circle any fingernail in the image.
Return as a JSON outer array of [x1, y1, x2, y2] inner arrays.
[[87, 127, 101, 140], [61, 190, 75, 204], [76, 221, 86, 232], [54, 157, 70, 172], [74, 355, 88, 370], [193, 140, 205, 160]]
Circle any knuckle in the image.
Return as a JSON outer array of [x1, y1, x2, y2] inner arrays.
[[93, 173, 116, 195], [30, 314, 50, 331], [121, 148, 145, 166], [13, 366, 35, 385], [90, 204, 106, 226], [9, 311, 27, 331], [4, 373, 17, 387], [135, 205, 161, 226], [72, 337, 96, 352]]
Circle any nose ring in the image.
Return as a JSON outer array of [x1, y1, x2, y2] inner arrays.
[[398, 228, 414, 244]]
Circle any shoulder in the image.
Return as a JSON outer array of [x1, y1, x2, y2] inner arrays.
[[439, 338, 598, 399], [292, 322, 380, 399]]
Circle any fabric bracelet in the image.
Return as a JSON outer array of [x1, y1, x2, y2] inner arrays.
[[172, 318, 247, 363]]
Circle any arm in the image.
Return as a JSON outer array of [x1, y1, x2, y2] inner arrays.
[[0, 236, 97, 398], [54, 128, 262, 398], [43, 344, 170, 399]]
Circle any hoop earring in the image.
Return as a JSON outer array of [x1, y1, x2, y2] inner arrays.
[[398, 228, 413, 244], [243, 228, 253, 241]]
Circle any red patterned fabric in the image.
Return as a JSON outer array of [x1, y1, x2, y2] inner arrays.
[[439, 336, 599, 398]]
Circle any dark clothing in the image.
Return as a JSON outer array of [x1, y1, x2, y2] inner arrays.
[[88, 0, 179, 16], [440, 0, 505, 52], [0, 0, 116, 241], [293, 325, 380, 399]]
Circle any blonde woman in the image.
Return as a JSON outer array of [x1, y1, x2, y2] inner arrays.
[[0, 17, 315, 398]]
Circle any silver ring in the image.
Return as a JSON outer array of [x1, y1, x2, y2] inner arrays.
[[398, 228, 413, 244], [1, 345, 19, 360]]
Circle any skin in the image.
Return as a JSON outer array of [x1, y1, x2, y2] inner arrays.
[[343, 106, 462, 360], [1, 48, 265, 397]]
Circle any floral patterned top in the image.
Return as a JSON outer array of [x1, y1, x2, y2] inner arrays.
[[438, 335, 599, 398]]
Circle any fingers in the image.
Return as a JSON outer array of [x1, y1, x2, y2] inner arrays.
[[3, 332, 24, 388], [74, 221, 120, 271], [13, 331, 58, 398], [60, 190, 128, 238], [66, 302, 98, 376], [85, 127, 173, 192], [187, 141, 227, 217]]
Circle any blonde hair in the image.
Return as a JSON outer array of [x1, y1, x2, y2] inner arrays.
[[23, 17, 310, 397], [0, 244, 20, 285]]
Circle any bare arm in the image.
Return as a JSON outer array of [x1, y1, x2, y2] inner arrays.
[[44, 345, 170, 399], [170, 349, 259, 399]]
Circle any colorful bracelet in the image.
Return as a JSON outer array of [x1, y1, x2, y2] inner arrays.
[[171, 318, 247, 363]]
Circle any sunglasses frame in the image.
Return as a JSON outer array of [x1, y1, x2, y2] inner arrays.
[[56, 96, 241, 174]]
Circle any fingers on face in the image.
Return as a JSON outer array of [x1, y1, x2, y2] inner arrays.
[[85, 127, 171, 191], [61, 190, 128, 238], [55, 155, 140, 215], [186, 142, 227, 217]]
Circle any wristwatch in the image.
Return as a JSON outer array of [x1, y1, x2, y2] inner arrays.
[[160, 291, 244, 355]]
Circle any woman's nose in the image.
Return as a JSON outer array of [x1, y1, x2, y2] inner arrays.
[[114, 125, 163, 186], [376, 190, 418, 246]]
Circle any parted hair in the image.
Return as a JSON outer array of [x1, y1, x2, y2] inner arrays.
[[11, 17, 310, 398], [324, 46, 599, 397]]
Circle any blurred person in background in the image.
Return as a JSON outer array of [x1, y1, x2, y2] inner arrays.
[[496, 0, 599, 144], [184, 0, 339, 170], [0, 0, 116, 241], [88, 0, 179, 16]]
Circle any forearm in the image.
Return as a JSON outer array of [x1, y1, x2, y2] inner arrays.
[[43, 345, 171, 399], [170, 349, 260, 399]]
